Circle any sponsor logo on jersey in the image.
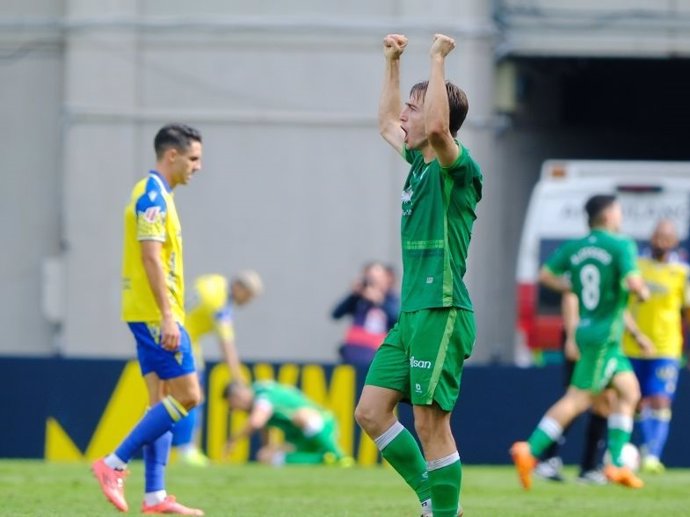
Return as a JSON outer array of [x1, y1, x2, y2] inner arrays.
[[402, 188, 414, 216], [143, 206, 162, 223], [410, 356, 432, 369]]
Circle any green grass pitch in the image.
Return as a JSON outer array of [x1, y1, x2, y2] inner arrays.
[[1, 461, 689, 516]]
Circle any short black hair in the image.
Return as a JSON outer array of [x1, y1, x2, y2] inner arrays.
[[584, 194, 617, 227], [409, 80, 469, 137], [154, 123, 202, 159], [223, 381, 243, 399]]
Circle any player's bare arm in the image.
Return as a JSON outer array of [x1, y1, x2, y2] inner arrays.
[[623, 310, 654, 356], [140, 240, 180, 351], [538, 266, 572, 293], [425, 33, 461, 167], [379, 33, 407, 154], [626, 274, 650, 302], [561, 292, 580, 361], [220, 336, 244, 382]]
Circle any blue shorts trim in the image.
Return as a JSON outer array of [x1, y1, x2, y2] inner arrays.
[[630, 358, 680, 399], [128, 322, 196, 380]]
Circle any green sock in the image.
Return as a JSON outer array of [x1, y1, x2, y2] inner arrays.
[[310, 419, 345, 459], [284, 451, 326, 464], [376, 422, 431, 504], [428, 453, 461, 517], [608, 413, 633, 467], [527, 416, 562, 457]]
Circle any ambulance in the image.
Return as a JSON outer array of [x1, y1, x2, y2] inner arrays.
[[515, 160, 690, 362]]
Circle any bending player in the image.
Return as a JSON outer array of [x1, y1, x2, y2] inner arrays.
[[511, 194, 650, 490], [224, 381, 352, 466], [172, 271, 263, 466]]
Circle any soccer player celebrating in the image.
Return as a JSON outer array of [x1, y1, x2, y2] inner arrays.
[[92, 124, 204, 515], [511, 195, 650, 490], [355, 33, 482, 517], [172, 270, 264, 466], [225, 381, 351, 466], [623, 219, 690, 473]]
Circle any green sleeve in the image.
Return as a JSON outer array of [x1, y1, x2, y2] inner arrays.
[[544, 243, 570, 276], [619, 238, 640, 279]]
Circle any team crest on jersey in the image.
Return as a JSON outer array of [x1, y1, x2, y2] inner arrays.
[[148, 191, 158, 201], [401, 189, 413, 203]]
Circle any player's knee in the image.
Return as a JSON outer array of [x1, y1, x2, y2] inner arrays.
[[176, 389, 202, 410], [414, 417, 432, 443], [648, 395, 671, 409], [354, 401, 382, 435]]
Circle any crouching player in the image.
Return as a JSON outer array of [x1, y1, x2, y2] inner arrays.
[[224, 381, 353, 466]]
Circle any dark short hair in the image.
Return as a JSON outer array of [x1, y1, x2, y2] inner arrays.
[[584, 194, 617, 227], [409, 80, 469, 137], [223, 381, 243, 399], [154, 123, 202, 159]]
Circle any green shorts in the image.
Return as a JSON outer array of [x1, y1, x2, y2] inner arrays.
[[288, 414, 341, 455], [364, 308, 475, 411], [571, 340, 633, 393]]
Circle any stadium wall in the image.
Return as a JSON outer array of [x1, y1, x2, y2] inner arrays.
[[3, 357, 690, 467]]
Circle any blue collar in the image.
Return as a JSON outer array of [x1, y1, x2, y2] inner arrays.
[[149, 170, 172, 193]]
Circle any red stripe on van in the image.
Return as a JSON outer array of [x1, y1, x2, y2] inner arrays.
[[517, 282, 563, 350]]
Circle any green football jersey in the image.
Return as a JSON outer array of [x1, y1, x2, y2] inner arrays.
[[252, 381, 321, 434], [399, 143, 482, 312], [545, 229, 640, 343]]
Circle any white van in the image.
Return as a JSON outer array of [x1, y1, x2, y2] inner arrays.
[[515, 160, 690, 362]]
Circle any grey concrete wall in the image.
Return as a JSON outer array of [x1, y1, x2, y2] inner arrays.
[[0, 0, 64, 356], [0, 0, 500, 363], [6, 0, 688, 364]]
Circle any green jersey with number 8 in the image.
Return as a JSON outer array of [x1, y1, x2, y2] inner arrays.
[[544, 229, 640, 345]]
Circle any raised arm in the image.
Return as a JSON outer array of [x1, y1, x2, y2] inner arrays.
[[425, 34, 460, 167], [379, 34, 407, 154]]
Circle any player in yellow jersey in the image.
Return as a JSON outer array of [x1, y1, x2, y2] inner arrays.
[[172, 271, 263, 465], [623, 220, 690, 473], [92, 124, 204, 515]]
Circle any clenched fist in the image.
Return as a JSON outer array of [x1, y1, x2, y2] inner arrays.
[[383, 33, 408, 60], [430, 33, 455, 58]]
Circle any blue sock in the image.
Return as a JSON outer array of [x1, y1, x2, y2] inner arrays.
[[172, 407, 196, 447], [115, 396, 187, 462], [144, 431, 172, 492], [638, 408, 655, 453], [647, 409, 672, 458]]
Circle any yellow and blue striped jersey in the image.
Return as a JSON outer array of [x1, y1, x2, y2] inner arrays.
[[623, 257, 690, 359], [186, 274, 235, 346], [121, 171, 185, 323]]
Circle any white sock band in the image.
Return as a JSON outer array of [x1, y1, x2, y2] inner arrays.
[[144, 490, 167, 506], [302, 414, 325, 437], [537, 416, 563, 441], [608, 413, 633, 432], [374, 421, 405, 451], [427, 451, 460, 472]]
